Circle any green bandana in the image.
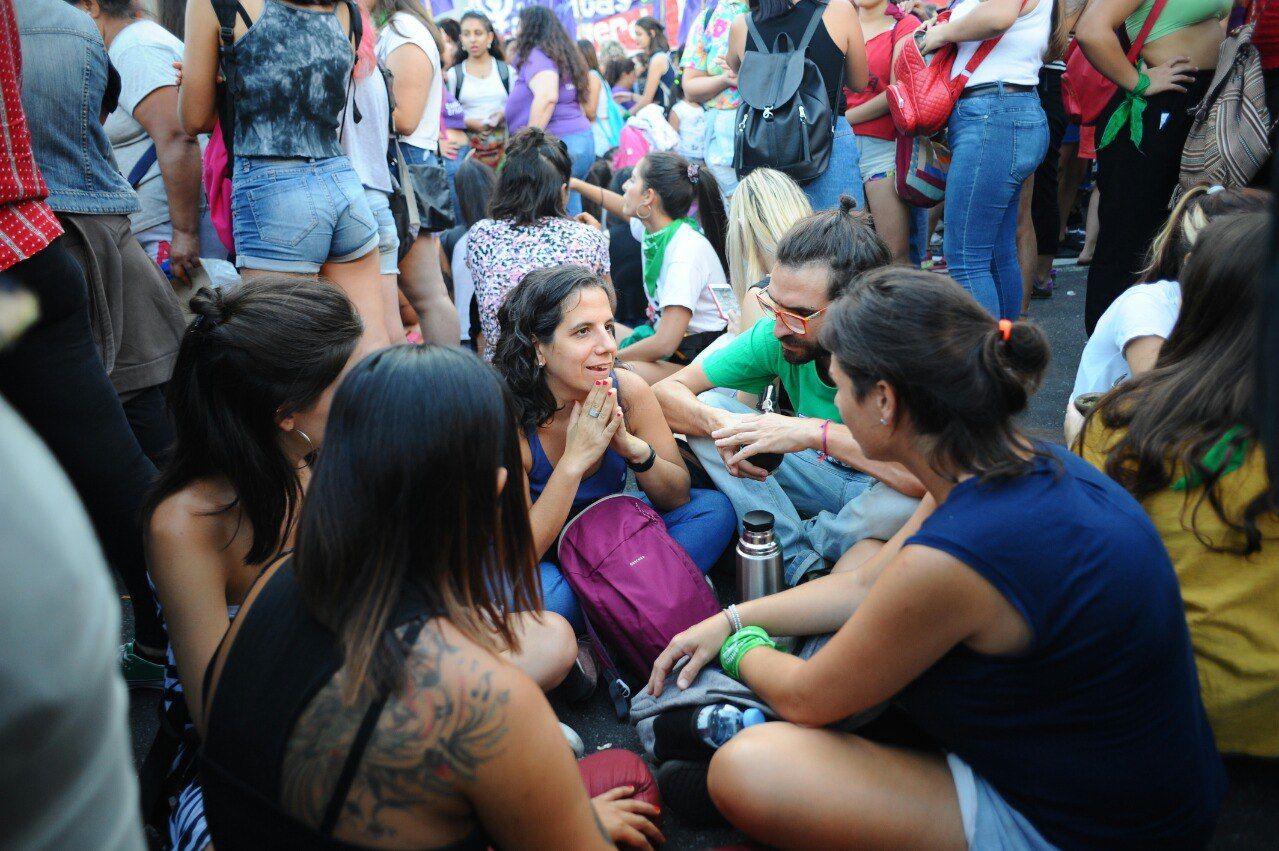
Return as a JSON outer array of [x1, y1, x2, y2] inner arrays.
[[640, 217, 700, 301], [1171, 425, 1250, 491], [1098, 71, 1151, 152]]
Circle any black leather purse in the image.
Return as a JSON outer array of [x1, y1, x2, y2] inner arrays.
[[405, 156, 455, 234]]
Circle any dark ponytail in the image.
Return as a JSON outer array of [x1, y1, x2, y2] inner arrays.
[[640, 151, 729, 277], [145, 279, 362, 565], [820, 267, 1051, 481]]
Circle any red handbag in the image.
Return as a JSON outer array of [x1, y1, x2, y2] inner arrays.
[[1061, 0, 1169, 126], [886, 3, 1024, 138]]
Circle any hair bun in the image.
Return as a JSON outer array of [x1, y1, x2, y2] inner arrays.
[[189, 286, 225, 332], [837, 194, 859, 215], [981, 319, 1050, 413]]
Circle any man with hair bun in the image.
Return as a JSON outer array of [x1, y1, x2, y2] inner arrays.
[[653, 197, 922, 584]]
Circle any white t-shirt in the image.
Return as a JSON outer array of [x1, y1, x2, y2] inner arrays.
[[950, 0, 1051, 88], [1072, 280, 1181, 399], [105, 20, 185, 232], [341, 70, 394, 193], [377, 13, 442, 151], [671, 100, 706, 160], [631, 219, 728, 334], [453, 231, 476, 342], [446, 58, 509, 123]]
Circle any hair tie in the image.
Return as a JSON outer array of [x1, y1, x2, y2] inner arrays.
[[998, 318, 1013, 342], [687, 163, 700, 184], [1206, 184, 1225, 195]]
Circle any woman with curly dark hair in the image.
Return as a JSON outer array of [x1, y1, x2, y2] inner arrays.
[[504, 4, 596, 215], [493, 265, 735, 629], [1078, 212, 1279, 759]]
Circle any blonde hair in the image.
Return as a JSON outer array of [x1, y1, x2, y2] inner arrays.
[[726, 169, 813, 303], [1138, 184, 1272, 282]]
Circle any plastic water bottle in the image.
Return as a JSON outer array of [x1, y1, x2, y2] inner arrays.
[[695, 704, 766, 749], [737, 510, 784, 602]]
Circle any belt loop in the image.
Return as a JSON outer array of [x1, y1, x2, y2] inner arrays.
[[996, 81, 1006, 96]]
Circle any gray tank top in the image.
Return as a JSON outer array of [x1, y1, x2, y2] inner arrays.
[[228, 0, 353, 158]]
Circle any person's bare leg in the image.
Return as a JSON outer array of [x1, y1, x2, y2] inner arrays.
[[399, 233, 460, 346], [709, 723, 967, 850], [626, 359, 682, 385], [380, 272, 406, 344], [1016, 178, 1036, 317], [831, 538, 883, 575], [496, 611, 578, 691], [864, 178, 911, 265], [321, 249, 392, 354], [1079, 186, 1100, 265]]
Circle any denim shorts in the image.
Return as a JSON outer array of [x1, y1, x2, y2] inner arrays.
[[947, 754, 1058, 850], [854, 135, 897, 183], [362, 188, 400, 275], [231, 156, 379, 273]]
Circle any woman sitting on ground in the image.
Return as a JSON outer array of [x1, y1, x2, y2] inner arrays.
[[147, 282, 577, 850], [494, 265, 736, 631], [1065, 185, 1270, 442], [650, 267, 1225, 848], [467, 127, 609, 360], [571, 151, 731, 384], [1079, 212, 1279, 759], [198, 345, 662, 850]]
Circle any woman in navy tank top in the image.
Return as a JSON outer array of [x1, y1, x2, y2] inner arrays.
[[492, 265, 736, 631], [649, 267, 1224, 849]]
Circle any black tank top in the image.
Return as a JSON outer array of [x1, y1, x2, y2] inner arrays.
[[198, 561, 489, 851], [744, 0, 846, 114]]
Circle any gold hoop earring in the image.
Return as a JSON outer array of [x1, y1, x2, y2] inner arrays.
[[637, 203, 653, 221], [295, 429, 314, 468]]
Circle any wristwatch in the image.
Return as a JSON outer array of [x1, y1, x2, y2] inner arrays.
[[627, 443, 658, 473]]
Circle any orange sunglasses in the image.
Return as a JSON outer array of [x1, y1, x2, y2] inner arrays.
[[754, 286, 827, 336]]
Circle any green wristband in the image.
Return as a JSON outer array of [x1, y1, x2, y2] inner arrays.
[[719, 625, 778, 681]]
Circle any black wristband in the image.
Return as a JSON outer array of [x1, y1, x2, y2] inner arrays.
[[627, 443, 657, 473]]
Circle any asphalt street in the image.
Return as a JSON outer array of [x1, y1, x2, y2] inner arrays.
[[122, 263, 1278, 849]]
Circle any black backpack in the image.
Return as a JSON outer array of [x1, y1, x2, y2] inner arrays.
[[449, 60, 511, 99], [732, 0, 838, 183]]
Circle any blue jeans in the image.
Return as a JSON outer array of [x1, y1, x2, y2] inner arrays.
[[562, 130, 596, 217], [703, 108, 741, 199], [540, 487, 736, 631], [799, 117, 865, 213], [689, 392, 920, 584], [943, 88, 1048, 318], [231, 156, 378, 273]]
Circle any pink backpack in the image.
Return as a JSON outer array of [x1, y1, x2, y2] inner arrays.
[[611, 124, 652, 171], [202, 119, 235, 253], [558, 494, 721, 719]]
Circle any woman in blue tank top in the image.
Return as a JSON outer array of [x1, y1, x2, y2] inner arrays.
[[648, 267, 1225, 848], [492, 264, 736, 631]]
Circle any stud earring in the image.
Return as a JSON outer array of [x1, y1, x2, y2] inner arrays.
[[879, 417, 889, 426]]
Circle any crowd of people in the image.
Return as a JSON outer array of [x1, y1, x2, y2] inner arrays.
[[1, 0, 1278, 848]]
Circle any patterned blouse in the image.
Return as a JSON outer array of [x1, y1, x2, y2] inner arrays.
[[466, 216, 610, 360]]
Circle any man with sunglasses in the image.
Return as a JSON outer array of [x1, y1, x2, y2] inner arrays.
[[653, 202, 924, 585]]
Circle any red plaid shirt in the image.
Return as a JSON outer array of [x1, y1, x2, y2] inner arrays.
[[0, 0, 62, 272]]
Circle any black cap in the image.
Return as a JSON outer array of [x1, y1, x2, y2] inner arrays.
[[743, 511, 774, 533]]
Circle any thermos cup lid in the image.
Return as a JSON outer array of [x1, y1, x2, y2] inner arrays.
[[743, 510, 775, 533]]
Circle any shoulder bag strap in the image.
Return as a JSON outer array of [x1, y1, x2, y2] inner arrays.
[[211, 0, 250, 160], [450, 65, 463, 99], [796, 0, 830, 54], [497, 59, 511, 92], [1127, 0, 1171, 64], [959, 0, 1029, 78], [319, 616, 429, 836], [745, 10, 771, 53]]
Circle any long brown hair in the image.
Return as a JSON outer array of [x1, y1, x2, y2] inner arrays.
[[510, 4, 590, 107], [294, 346, 540, 704], [1045, 0, 1070, 65], [372, 0, 444, 59], [1082, 213, 1277, 554], [822, 267, 1051, 482]]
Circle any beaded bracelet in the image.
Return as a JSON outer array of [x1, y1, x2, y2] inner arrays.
[[720, 625, 779, 681]]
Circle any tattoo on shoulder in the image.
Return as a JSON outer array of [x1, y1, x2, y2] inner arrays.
[[282, 624, 510, 840]]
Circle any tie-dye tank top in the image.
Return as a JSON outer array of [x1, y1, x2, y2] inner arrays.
[[228, 0, 353, 158]]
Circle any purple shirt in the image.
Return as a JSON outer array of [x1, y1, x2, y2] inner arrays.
[[611, 84, 636, 111], [504, 48, 590, 138]]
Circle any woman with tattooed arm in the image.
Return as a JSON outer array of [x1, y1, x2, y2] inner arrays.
[[198, 345, 662, 850]]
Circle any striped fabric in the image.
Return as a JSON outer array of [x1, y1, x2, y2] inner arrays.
[[1178, 23, 1276, 197], [0, 0, 62, 271]]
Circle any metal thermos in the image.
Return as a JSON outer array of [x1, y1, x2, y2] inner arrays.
[[736, 510, 784, 602]]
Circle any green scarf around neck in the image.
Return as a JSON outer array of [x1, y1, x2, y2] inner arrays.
[[641, 217, 700, 300], [1171, 425, 1251, 492]]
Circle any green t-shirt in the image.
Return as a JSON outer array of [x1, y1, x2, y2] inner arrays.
[[702, 318, 842, 422]]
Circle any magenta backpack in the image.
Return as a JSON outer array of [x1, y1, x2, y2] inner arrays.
[[558, 493, 721, 719], [202, 120, 235, 253]]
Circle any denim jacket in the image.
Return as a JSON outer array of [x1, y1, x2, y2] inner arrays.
[[15, 0, 139, 215]]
